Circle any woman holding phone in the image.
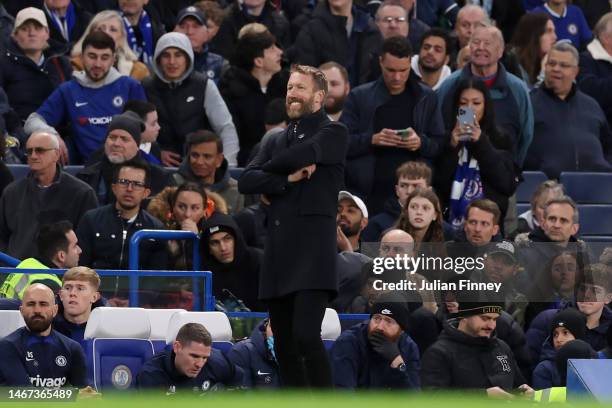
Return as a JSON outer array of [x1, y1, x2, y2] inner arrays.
[[433, 78, 517, 228]]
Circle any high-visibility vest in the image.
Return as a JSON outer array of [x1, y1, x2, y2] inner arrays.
[[533, 387, 567, 402], [0, 258, 62, 300]]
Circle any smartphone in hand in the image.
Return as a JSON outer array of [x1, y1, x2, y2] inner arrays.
[[396, 128, 411, 140], [457, 106, 475, 142]]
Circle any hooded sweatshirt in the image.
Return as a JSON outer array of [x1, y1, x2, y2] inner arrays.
[[143, 32, 239, 166], [24, 66, 146, 163], [201, 213, 263, 311]]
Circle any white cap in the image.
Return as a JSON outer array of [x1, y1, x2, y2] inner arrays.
[[338, 191, 368, 218], [14, 7, 48, 32]]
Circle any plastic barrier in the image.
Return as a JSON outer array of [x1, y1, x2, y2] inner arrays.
[[566, 358, 612, 402]]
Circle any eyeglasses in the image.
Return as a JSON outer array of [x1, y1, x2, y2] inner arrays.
[[25, 147, 57, 156], [378, 16, 407, 24], [114, 178, 147, 189]]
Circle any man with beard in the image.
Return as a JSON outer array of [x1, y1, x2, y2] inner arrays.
[[320, 62, 350, 121], [239, 64, 349, 388], [330, 291, 420, 389], [411, 28, 451, 90], [337, 190, 369, 252], [24, 31, 146, 164], [0, 284, 87, 387]]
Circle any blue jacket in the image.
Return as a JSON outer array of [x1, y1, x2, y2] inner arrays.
[[436, 63, 533, 167], [193, 48, 226, 85], [330, 322, 420, 390], [227, 322, 279, 388], [532, 343, 561, 390], [532, 4, 592, 49], [361, 196, 401, 242], [340, 75, 445, 200], [136, 348, 244, 392], [29, 69, 146, 162]]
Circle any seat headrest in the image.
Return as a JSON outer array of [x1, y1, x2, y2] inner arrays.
[[0, 310, 25, 338], [166, 311, 232, 344], [84, 307, 151, 339], [321, 308, 341, 340], [143, 309, 186, 340]]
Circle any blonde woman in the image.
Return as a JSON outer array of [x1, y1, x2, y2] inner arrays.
[[71, 10, 149, 81]]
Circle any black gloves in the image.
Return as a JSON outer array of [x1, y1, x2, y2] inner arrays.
[[368, 331, 401, 362]]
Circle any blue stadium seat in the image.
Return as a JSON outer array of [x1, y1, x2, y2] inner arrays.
[[321, 308, 341, 351], [0, 310, 24, 338], [143, 308, 186, 354], [63, 165, 84, 177], [166, 311, 233, 353], [84, 307, 153, 391], [577, 205, 612, 237], [516, 171, 549, 203], [229, 167, 244, 180], [7, 164, 29, 180], [516, 203, 530, 216], [559, 172, 612, 204]]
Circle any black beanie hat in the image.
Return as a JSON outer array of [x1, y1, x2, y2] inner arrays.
[[550, 308, 587, 342], [370, 291, 420, 332], [107, 111, 145, 145], [455, 290, 504, 318], [555, 339, 596, 386]]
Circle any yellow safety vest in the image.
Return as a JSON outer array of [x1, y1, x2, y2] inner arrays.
[[533, 387, 567, 402], [0, 258, 62, 300]]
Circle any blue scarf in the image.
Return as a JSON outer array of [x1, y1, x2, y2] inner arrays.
[[122, 10, 153, 65], [449, 145, 484, 227], [48, 2, 76, 42]]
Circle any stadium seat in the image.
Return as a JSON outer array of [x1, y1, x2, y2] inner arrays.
[[577, 205, 612, 237], [516, 203, 530, 216], [559, 172, 612, 204], [0, 310, 25, 338], [321, 308, 341, 350], [143, 308, 186, 353], [63, 165, 84, 177], [7, 164, 29, 180], [165, 311, 233, 353], [516, 171, 548, 203], [84, 307, 154, 391]]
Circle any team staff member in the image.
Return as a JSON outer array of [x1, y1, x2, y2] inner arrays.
[[0, 284, 87, 387], [239, 64, 349, 388]]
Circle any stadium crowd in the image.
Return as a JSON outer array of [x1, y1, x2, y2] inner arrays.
[[0, 0, 611, 398]]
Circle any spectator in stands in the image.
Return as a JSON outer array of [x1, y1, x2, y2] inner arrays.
[[137, 322, 244, 392], [437, 25, 533, 168], [555, 339, 597, 389], [337, 191, 369, 253], [172, 131, 243, 215], [532, 308, 586, 389], [320, 62, 350, 122], [531, 0, 592, 49], [54, 266, 104, 346], [0, 8, 72, 125], [228, 318, 280, 388], [374, 1, 429, 55], [0, 220, 79, 301], [0, 284, 87, 387], [210, 0, 290, 60], [514, 180, 565, 240], [421, 296, 533, 397], [362, 161, 431, 243], [76, 112, 171, 205], [509, 12, 557, 88], [290, 0, 382, 86], [174, 6, 226, 85], [201, 213, 263, 311], [0, 132, 97, 260], [576, 265, 612, 351], [147, 182, 217, 270], [123, 99, 162, 165], [411, 28, 451, 90], [70, 10, 150, 81], [143, 32, 239, 167], [578, 12, 612, 130], [331, 291, 420, 389], [219, 30, 286, 166], [404, 0, 458, 28], [434, 78, 517, 225], [453, 5, 488, 53], [118, 0, 165, 65], [194, 1, 225, 43], [76, 159, 167, 272], [24, 31, 146, 164], [340, 36, 445, 214], [526, 42, 612, 178], [41, 0, 92, 52], [0, 4, 13, 55]]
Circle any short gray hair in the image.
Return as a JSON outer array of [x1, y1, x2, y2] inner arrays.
[[29, 131, 60, 150], [544, 195, 579, 224], [471, 25, 504, 51], [551, 40, 579, 65], [457, 5, 492, 27], [594, 12, 612, 39]]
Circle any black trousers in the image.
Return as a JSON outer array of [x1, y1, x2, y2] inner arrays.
[[267, 290, 332, 388]]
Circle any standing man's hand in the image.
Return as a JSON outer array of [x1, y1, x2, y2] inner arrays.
[[288, 164, 316, 182], [396, 129, 421, 151], [372, 128, 399, 146]]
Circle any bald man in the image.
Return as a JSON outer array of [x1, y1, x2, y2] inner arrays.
[[0, 284, 87, 387], [0, 131, 97, 259]]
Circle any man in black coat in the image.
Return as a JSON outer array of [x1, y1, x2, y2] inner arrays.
[[238, 65, 349, 388]]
